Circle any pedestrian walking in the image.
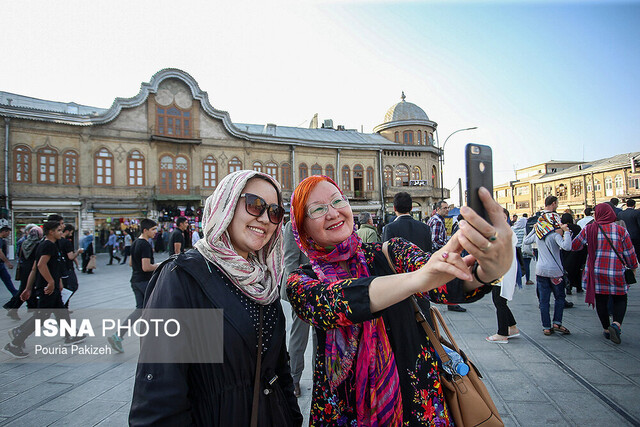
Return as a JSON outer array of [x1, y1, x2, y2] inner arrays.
[[0, 226, 18, 297], [60, 224, 83, 308], [617, 199, 640, 257], [383, 192, 432, 252], [168, 217, 188, 255], [107, 219, 159, 353], [81, 230, 95, 274], [524, 196, 574, 336], [129, 170, 302, 426], [487, 208, 521, 344], [560, 213, 586, 294], [2, 220, 85, 358], [356, 212, 380, 243], [427, 200, 466, 312], [105, 229, 121, 265], [571, 203, 638, 344], [281, 220, 315, 398], [3, 224, 41, 320], [120, 229, 132, 265]]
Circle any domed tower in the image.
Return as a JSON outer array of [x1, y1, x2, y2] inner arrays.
[[373, 92, 437, 146], [374, 93, 446, 219]]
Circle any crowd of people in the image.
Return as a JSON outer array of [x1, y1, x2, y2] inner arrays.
[[1, 172, 638, 425]]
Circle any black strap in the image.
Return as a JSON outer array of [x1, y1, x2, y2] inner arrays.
[[597, 223, 629, 269], [250, 306, 263, 427]]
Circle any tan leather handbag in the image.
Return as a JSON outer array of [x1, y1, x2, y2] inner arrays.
[[411, 297, 504, 427]]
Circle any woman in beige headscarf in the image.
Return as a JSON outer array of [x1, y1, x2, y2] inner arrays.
[[130, 170, 302, 426]]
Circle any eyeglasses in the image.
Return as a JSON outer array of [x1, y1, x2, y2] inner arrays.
[[306, 195, 350, 219], [240, 193, 285, 224]]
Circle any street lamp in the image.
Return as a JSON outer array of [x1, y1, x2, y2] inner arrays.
[[438, 127, 478, 201]]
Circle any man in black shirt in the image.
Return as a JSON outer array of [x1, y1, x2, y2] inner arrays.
[[61, 225, 83, 305], [168, 217, 188, 255], [108, 218, 159, 353], [3, 221, 85, 358]]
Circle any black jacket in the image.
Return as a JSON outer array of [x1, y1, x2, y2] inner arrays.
[[382, 215, 432, 253], [129, 250, 303, 427]]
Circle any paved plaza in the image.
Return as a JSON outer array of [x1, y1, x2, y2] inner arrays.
[[1, 252, 639, 426]]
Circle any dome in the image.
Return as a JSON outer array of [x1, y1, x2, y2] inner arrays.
[[383, 92, 429, 123]]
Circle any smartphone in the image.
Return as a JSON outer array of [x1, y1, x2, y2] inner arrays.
[[465, 143, 494, 223]]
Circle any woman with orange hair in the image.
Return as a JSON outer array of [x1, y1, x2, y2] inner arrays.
[[286, 176, 513, 425]]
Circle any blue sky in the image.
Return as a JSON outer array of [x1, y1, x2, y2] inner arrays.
[[2, 0, 638, 201]]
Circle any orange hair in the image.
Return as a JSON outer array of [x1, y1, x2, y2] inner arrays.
[[291, 175, 336, 251]]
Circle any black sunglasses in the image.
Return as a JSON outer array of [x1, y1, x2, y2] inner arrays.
[[240, 193, 285, 224]]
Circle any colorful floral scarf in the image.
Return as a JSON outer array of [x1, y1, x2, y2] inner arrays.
[[290, 177, 403, 426], [194, 170, 283, 305], [534, 211, 561, 239]]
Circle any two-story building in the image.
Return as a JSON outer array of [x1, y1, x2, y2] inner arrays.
[[1, 69, 448, 251], [495, 154, 640, 217]]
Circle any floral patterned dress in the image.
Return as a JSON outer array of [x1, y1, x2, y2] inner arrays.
[[286, 238, 491, 426]]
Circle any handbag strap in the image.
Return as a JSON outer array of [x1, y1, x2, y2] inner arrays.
[[250, 306, 264, 427], [596, 223, 629, 268], [410, 296, 452, 365]]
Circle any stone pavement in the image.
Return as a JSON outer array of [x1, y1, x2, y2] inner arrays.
[[1, 253, 639, 426]]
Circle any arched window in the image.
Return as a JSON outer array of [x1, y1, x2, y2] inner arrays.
[[253, 161, 263, 173], [203, 156, 217, 188], [229, 157, 242, 173], [605, 176, 613, 196], [384, 166, 393, 187], [281, 163, 292, 190], [266, 162, 278, 181], [411, 166, 422, 181], [311, 163, 322, 176], [160, 154, 189, 194], [594, 179, 601, 192], [325, 165, 335, 182], [299, 163, 308, 183], [403, 131, 414, 145], [615, 174, 624, 195], [160, 155, 175, 193], [156, 105, 192, 138], [431, 166, 438, 187], [175, 156, 189, 192], [127, 150, 145, 187], [63, 150, 78, 185], [395, 164, 409, 186], [37, 147, 58, 184], [94, 148, 113, 186], [14, 145, 32, 183], [417, 131, 422, 144], [428, 133, 434, 145], [394, 132, 399, 143], [342, 166, 351, 190], [366, 167, 375, 191]]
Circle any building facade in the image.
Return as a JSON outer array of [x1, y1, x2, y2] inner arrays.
[[495, 154, 640, 216], [0, 69, 448, 251]]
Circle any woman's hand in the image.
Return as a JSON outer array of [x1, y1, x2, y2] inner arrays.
[[455, 187, 513, 284], [20, 289, 31, 302], [413, 234, 473, 293]]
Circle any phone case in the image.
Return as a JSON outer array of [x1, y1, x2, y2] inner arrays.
[[465, 144, 494, 223]]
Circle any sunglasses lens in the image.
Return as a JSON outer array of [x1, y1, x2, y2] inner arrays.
[[245, 194, 266, 217], [268, 206, 285, 224]]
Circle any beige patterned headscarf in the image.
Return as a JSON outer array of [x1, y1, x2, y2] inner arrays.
[[194, 170, 283, 305]]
